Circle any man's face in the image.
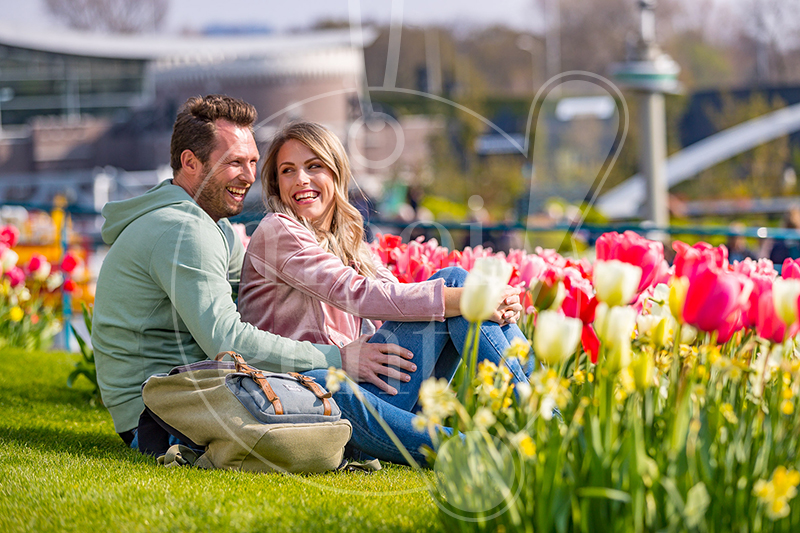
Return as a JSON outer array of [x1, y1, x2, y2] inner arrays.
[[194, 119, 259, 222]]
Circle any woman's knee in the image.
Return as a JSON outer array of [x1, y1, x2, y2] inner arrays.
[[429, 266, 468, 286]]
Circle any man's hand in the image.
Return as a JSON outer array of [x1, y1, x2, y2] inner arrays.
[[488, 286, 523, 326], [339, 334, 416, 395]]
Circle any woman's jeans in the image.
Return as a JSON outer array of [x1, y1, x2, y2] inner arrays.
[[303, 267, 530, 465]]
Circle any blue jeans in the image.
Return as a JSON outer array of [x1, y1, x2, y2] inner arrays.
[[303, 267, 530, 465]]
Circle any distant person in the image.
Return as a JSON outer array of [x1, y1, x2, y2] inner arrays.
[[763, 207, 800, 268], [727, 222, 757, 263]]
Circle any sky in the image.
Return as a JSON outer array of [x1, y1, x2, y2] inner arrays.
[[0, 0, 543, 35]]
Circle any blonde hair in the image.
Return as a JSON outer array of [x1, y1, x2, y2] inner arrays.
[[262, 121, 378, 278]]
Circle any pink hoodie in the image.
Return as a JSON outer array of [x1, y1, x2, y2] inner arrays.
[[238, 213, 446, 347]]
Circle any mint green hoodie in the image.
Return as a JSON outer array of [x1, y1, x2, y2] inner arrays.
[[92, 180, 341, 433]]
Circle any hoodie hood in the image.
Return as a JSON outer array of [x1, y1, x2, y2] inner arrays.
[[101, 180, 203, 245]]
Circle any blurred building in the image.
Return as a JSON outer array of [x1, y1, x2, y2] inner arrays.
[[0, 23, 393, 211]]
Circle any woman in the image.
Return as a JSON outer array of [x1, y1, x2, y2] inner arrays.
[[238, 121, 528, 464]]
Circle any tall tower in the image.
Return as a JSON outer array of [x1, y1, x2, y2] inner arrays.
[[612, 0, 680, 228]]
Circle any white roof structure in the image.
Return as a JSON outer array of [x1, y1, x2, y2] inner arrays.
[[0, 23, 376, 60]]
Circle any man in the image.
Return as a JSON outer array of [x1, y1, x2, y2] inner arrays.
[[92, 95, 414, 450]]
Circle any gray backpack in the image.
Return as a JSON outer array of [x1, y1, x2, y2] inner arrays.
[[141, 351, 352, 473]]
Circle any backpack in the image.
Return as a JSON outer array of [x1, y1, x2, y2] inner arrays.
[[140, 351, 352, 473]]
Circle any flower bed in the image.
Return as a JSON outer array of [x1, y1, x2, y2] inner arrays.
[[371, 231, 800, 532], [0, 224, 77, 350]]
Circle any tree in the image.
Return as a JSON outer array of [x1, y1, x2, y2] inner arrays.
[[44, 0, 168, 34]]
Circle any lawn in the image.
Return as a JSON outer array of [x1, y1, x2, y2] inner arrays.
[[0, 348, 443, 533]]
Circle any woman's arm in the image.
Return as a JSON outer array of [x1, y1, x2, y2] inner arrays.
[[247, 214, 446, 322]]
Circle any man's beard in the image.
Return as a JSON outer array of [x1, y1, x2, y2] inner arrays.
[[195, 166, 245, 221]]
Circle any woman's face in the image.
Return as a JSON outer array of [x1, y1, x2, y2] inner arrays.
[[276, 139, 337, 230]]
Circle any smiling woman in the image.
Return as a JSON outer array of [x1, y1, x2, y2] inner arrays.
[[237, 120, 530, 465]]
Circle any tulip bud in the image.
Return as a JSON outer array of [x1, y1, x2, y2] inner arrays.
[[631, 352, 655, 390], [533, 310, 583, 366], [680, 324, 698, 344], [773, 278, 800, 329], [460, 258, 512, 322], [669, 276, 690, 322], [593, 260, 642, 307]]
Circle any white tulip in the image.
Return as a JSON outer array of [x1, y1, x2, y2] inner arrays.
[[32, 261, 51, 281], [0, 248, 18, 273], [460, 258, 513, 322], [773, 278, 800, 328], [593, 260, 642, 307], [533, 310, 583, 366], [594, 302, 637, 373]]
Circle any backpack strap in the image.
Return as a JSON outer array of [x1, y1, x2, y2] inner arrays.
[[215, 351, 284, 415], [289, 372, 333, 416]]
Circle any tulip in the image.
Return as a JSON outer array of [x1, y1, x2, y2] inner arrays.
[[28, 254, 51, 281], [61, 253, 79, 274], [460, 257, 513, 322], [62, 279, 77, 293], [1, 248, 18, 273], [533, 310, 583, 366], [5, 266, 25, 287], [682, 263, 752, 335], [596, 230, 664, 292], [756, 289, 795, 344], [45, 272, 64, 292], [772, 278, 800, 331], [581, 324, 600, 364], [631, 352, 655, 390], [594, 302, 637, 373], [0, 225, 19, 248], [672, 240, 728, 279], [782, 258, 800, 280], [593, 260, 642, 307], [668, 276, 690, 323]]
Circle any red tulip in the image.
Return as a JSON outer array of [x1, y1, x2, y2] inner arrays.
[[0, 225, 19, 248], [28, 254, 46, 273], [596, 231, 664, 292], [682, 262, 752, 335], [61, 253, 79, 274], [561, 270, 598, 324], [783, 258, 800, 280], [581, 324, 600, 364], [62, 279, 77, 293]]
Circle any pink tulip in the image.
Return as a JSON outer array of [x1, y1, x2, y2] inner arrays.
[[682, 262, 752, 335], [596, 231, 664, 292], [755, 288, 798, 344], [783, 258, 800, 280], [518, 255, 546, 289], [673, 241, 728, 279], [5, 266, 25, 287], [744, 273, 774, 329], [61, 253, 79, 274], [0, 225, 19, 248]]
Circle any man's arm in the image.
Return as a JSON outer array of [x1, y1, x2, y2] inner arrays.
[[149, 220, 341, 372]]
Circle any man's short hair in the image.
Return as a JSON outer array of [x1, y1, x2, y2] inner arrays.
[[169, 94, 258, 175]]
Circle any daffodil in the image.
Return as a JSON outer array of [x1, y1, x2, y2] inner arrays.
[[8, 306, 24, 322]]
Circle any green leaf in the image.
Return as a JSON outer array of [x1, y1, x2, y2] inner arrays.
[[575, 487, 632, 504]]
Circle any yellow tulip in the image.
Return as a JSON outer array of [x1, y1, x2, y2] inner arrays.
[[9, 306, 24, 322], [669, 276, 690, 323]]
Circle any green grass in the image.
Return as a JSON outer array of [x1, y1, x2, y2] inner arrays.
[[0, 349, 443, 533]]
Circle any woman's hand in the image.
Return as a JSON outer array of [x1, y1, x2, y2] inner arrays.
[[488, 286, 523, 326], [339, 334, 417, 395]]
